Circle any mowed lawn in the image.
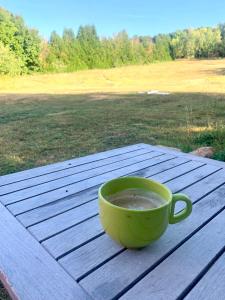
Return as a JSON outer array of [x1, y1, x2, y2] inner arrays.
[[1, 59, 225, 175]]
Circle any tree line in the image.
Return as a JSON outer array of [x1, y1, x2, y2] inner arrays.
[[0, 7, 225, 75]]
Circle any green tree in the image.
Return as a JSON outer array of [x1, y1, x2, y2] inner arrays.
[[138, 36, 154, 62], [62, 28, 75, 42], [171, 27, 221, 59], [62, 28, 87, 71], [218, 23, 225, 56], [2, 6, 225, 76], [170, 30, 187, 58], [46, 31, 66, 72], [0, 41, 23, 75], [153, 34, 172, 61], [0, 7, 41, 73], [112, 30, 134, 66], [131, 36, 148, 64], [77, 25, 102, 68], [194, 27, 221, 57]]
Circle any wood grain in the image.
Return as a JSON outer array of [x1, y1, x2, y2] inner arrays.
[[30, 154, 205, 241], [43, 163, 224, 259], [0, 203, 90, 300], [8, 153, 174, 219], [151, 160, 204, 183], [185, 252, 225, 300], [181, 168, 225, 201], [0, 143, 147, 186], [78, 185, 225, 299], [1, 151, 165, 205], [59, 234, 123, 280], [165, 164, 220, 192], [0, 148, 150, 195], [120, 210, 225, 300], [43, 216, 103, 258], [16, 186, 98, 226], [1, 144, 225, 300], [16, 156, 187, 226], [29, 200, 99, 241]]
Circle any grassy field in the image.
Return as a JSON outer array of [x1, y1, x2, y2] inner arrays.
[[1, 59, 225, 94], [0, 59, 225, 176]]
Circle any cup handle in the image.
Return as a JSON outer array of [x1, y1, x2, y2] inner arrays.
[[169, 193, 192, 224]]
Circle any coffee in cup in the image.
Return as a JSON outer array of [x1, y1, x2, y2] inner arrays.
[[108, 188, 167, 210]]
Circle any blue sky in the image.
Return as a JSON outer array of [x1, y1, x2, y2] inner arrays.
[[1, 0, 225, 39]]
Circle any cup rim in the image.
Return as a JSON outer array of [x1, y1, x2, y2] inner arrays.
[[99, 176, 172, 213]]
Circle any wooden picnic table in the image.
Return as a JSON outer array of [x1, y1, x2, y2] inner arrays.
[[0, 143, 225, 300]]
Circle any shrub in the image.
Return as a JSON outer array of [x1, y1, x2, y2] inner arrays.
[[213, 150, 225, 161], [0, 42, 24, 75], [194, 131, 215, 146]]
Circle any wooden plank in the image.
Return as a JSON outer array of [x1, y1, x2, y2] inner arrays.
[[59, 234, 124, 280], [185, 252, 225, 300], [174, 168, 225, 213], [150, 160, 204, 183], [43, 217, 103, 259], [16, 156, 188, 226], [16, 186, 99, 224], [8, 153, 174, 217], [29, 200, 99, 241], [165, 164, 220, 192], [40, 161, 214, 257], [46, 178, 225, 260], [181, 168, 225, 201], [27, 154, 178, 240], [1, 151, 164, 205], [0, 148, 151, 195], [60, 178, 225, 279], [77, 184, 225, 299], [0, 203, 90, 300], [130, 156, 189, 178], [0, 143, 147, 186], [59, 177, 225, 280], [119, 210, 225, 300]]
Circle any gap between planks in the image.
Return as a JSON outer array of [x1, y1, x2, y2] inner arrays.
[[0, 144, 149, 187], [27, 157, 208, 242], [0, 148, 153, 196], [44, 168, 225, 262], [79, 198, 225, 300], [2, 151, 167, 206], [58, 182, 225, 271], [15, 157, 189, 223]]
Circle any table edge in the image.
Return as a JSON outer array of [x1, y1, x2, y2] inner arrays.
[[0, 203, 91, 300], [140, 143, 225, 168]]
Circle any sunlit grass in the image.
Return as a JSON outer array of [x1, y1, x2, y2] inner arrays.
[[1, 59, 225, 94]]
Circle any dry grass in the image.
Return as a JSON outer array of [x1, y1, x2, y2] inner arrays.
[[0, 59, 225, 176], [0, 59, 225, 94]]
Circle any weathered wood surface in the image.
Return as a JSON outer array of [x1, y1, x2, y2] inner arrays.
[[1, 151, 164, 205], [60, 184, 225, 281], [11, 156, 188, 220], [0, 147, 151, 195], [3, 152, 170, 209], [0, 203, 90, 300], [42, 163, 223, 259], [0, 143, 225, 300], [0, 143, 147, 186], [119, 210, 225, 300], [185, 252, 225, 300]]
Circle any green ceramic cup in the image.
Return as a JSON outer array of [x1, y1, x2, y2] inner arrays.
[[98, 176, 192, 248]]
